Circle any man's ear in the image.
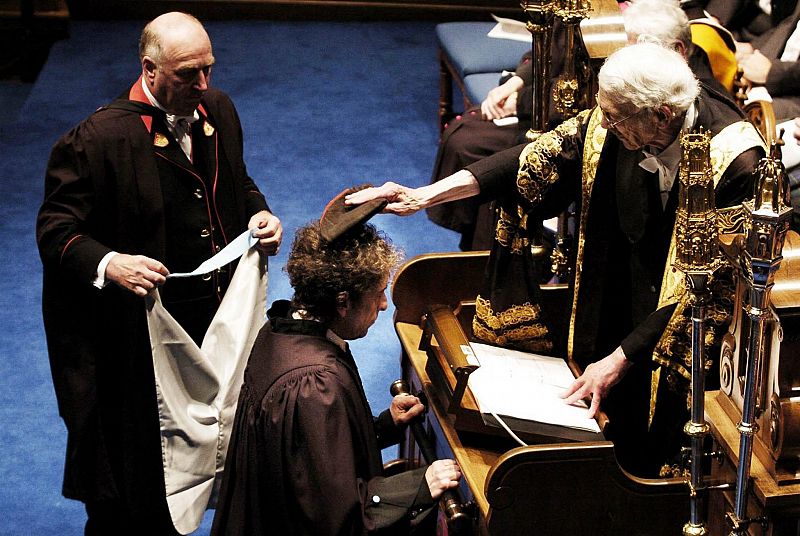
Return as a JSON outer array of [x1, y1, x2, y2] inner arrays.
[[142, 56, 157, 84], [335, 291, 349, 318], [658, 105, 673, 126], [672, 40, 688, 60]]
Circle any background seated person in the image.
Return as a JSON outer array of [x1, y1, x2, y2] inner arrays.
[[211, 216, 461, 535], [347, 43, 763, 477], [703, 0, 795, 42], [729, 0, 800, 121]]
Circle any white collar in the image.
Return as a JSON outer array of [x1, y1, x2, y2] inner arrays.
[[140, 78, 199, 125], [640, 101, 698, 173], [290, 308, 349, 353]]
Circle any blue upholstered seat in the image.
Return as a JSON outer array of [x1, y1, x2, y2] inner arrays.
[[435, 21, 531, 131], [436, 22, 530, 78], [463, 72, 504, 104]]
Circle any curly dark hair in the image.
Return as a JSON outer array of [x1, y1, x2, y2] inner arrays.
[[285, 222, 402, 321]]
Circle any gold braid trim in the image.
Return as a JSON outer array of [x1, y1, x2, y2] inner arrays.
[[648, 120, 765, 425], [500, 111, 591, 251], [473, 295, 553, 352], [567, 107, 606, 360], [517, 110, 590, 204], [495, 206, 529, 254]]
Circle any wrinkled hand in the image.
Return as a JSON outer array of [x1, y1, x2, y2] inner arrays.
[[344, 181, 426, 216], [389, 393, 425, 426], [561, 347, 632, 418], [105, 253, 169, 297], [248, 210, 282, 255], [739, 49, 772, 85], [481, 76, 524, 120], [425, 459, 462, 500]]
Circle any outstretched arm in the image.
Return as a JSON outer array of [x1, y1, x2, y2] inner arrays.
[[344, 169, 480, 216]]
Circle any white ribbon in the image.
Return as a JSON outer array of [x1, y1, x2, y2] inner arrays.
[[167, 229, 259, 279]]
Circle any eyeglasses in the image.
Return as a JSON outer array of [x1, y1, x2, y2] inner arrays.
[[602, 107, 643, 130], [595, 93, 644, 130]]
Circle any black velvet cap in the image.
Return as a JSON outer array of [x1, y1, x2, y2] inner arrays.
[[319, 185, 387, 242]]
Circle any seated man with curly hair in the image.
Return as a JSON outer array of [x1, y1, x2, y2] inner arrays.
[[212, 213, 461, 536]]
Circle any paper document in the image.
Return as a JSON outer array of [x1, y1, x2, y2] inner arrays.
[[488, 15, 531, 43], [167, 229, 259, 278], [467, 342, 601, 433], [779, 118, 800, 169], [493, 116, 519, 127]]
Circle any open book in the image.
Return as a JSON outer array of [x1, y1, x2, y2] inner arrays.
[[466, 342, 603, 442]]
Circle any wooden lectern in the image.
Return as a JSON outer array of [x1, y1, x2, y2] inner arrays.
[[392, 252, 690, 535]]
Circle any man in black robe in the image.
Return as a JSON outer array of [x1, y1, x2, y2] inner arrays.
[[36, 12, 282, 535], [211, 220, 461, 535], [347, 43, 765, 476]]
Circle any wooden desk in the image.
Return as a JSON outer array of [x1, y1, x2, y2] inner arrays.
[[397, 319, 690, 535]]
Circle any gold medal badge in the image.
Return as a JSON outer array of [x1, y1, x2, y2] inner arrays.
[[153, 132, 169, 147], [203, 121, 215, 136]]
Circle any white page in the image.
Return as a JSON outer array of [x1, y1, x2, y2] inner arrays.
[[467, 342, 601, 433], [488, 14, 532, 43]]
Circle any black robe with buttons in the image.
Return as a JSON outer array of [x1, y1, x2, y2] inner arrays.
[[211, 300, 435, 536], [36, 81, 269, 529]]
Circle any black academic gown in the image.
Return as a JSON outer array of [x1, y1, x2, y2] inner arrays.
[[465, 84, 763, 475], [211, 301, 435, 536], [36, 80, 269, 530]]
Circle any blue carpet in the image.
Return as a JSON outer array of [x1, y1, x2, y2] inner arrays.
[[0, 19, 460, 535]]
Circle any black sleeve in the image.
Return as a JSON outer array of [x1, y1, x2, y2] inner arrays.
[[715, 147, 763, 208], [373, 409, 405, 449], [268, 367, 435, 535], [37, 121, 114, 284], [620, 304, 678, 364]]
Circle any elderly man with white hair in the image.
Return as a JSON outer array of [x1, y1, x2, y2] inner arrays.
[[347, 43, 765, 476]]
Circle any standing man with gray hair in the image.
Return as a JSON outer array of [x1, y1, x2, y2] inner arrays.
[[37, 12, 281, 535], [347, 43, 765, 476]]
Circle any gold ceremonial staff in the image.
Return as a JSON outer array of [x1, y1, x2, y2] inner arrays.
[[674, 130, 724, 536]]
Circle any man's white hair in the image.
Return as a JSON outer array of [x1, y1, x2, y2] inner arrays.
[[624, 0, 692, 48], [598, 42, 699, 114]]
